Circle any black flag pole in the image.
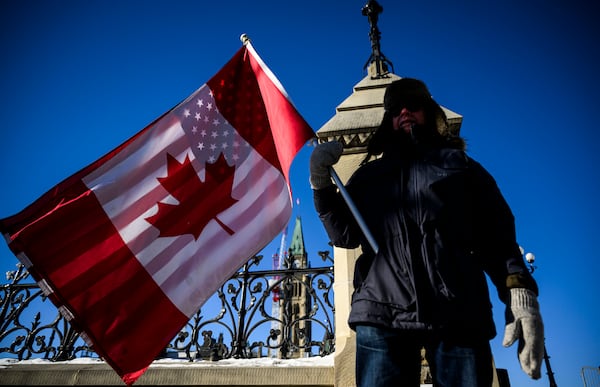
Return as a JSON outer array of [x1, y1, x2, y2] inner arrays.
[[328, 166, 379, 254]]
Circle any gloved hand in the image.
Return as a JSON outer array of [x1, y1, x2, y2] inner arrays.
[[309, 141, 343, 190], [503, 287, 545, 379]]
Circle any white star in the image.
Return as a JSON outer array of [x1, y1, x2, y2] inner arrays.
[[195, 112, 202, 121], [183, 109, 191, 118], [197, 142, 205, 150], [196, 99, 204, 108]]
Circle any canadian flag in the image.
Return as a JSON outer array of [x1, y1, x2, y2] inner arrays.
[[0, 40, 314, 385]]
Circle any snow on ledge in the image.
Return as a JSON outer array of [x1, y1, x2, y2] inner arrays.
[[0, 354, 334, 369]]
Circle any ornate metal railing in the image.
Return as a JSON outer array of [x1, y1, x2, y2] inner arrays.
[[0, 251, 335, 362]]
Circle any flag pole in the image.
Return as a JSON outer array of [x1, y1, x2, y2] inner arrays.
[[328, 166, 379, 254]]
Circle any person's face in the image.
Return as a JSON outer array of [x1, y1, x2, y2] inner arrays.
[[392, 105, 425, 134]]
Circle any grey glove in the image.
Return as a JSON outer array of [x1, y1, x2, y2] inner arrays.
[[503, 288, 545, 379], [309, 141, 343, 190]]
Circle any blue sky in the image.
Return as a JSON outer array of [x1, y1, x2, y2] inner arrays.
[[1, 1, 598, 386]]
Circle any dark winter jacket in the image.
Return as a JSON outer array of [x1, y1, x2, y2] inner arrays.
[[313, 142, 534, 343]]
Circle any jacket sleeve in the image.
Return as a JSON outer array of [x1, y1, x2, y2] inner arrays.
[[313, 185, 363, 249], [469, 159, 538, 302]]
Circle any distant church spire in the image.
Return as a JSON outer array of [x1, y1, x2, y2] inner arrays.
[[288, 216, 306, 261], [362, 0, 394, 79]]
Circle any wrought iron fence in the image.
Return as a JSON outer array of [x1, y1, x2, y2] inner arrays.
[[0, 252, 334, 362]]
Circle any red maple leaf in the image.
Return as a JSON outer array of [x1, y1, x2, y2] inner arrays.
[[146, 153, 238, 240]]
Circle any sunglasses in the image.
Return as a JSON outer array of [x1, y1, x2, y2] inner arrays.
[[390, 99, 426, 116]]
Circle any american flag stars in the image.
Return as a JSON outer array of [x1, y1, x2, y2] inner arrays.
[[178, 85, 251, 167]]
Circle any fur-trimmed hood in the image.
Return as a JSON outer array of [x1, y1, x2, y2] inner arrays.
[[364, 78, 466, 164]]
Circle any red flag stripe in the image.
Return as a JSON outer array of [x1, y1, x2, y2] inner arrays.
[[245, 43, 313, 185]]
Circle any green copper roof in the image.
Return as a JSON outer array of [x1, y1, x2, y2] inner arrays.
[[288, 216, 306, 258]]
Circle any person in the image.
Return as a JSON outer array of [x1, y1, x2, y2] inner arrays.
[[309, 78, 545, 387]]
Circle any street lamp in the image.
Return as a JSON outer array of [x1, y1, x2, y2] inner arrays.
[[520, 247, 558, 387]]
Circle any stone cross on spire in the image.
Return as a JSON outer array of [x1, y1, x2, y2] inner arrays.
[[362, 0, 394, 78]]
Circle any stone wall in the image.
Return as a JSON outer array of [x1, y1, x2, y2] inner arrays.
[[0, 363, 334, 386]]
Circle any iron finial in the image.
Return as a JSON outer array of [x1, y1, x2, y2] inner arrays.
[[362, 0, 394, 78]]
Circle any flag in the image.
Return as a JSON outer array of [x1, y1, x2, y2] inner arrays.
[[0, 40, 314, 385]]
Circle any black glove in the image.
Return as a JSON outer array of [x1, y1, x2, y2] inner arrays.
[[309, 141, 343, 190], [503, 288, 545, 379]]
